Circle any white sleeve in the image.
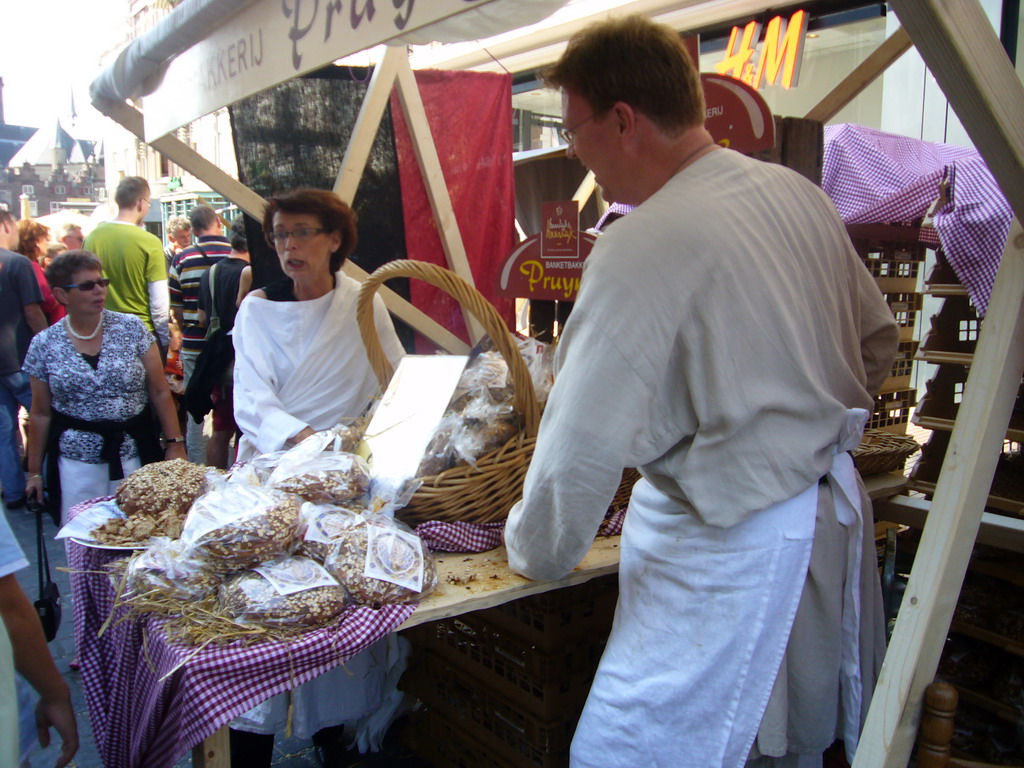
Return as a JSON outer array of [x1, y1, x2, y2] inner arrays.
[[148, 279, 170, 348], [504, 308, 655, 581], [232, 300, 308, 454]]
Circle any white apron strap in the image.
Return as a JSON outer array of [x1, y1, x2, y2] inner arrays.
[[823, 407, 869, 753]]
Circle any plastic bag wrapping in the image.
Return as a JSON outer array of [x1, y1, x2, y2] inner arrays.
[[297, 501, 373, 563], [323, 516, 437, 608], [181, 479, 302, 572], [450, 397, 518, 468], [218, 557, 349, 628], [267, 429, 371, 503], [449, 350, 511, 410], [415, 412, 461, 477], [516, 335, 554, 405], [232, 450, 287, 486], [125, 537, 219, 601]]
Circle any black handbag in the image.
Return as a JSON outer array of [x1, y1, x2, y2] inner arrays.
[[31, 500, 62, 642]]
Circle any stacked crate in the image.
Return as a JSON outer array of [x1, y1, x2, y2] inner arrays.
[[846, 224, 926, 434], [402, 575, 618, 768], [909, 250, 1024, 513]]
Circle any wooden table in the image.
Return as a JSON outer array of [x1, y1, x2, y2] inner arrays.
[[194, 474, 907, 766]]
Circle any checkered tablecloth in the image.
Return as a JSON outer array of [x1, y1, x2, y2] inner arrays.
[[823, 123, 1012, 316], [66, 497, 415, 768]]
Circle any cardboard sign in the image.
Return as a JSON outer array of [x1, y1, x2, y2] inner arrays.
[[497, 230, 597, 301], [701, 73, 775, 154], [540, 200, 580, 259]]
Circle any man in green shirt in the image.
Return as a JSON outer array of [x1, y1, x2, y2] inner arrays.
[[84, 177, 169, 355]]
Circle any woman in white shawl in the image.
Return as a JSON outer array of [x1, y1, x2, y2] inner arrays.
[[231, 189, 405, 767]]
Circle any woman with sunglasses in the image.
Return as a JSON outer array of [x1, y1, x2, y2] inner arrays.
[[22, 250, 186, 524]]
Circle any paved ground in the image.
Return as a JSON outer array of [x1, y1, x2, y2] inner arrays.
[[3, 501, 379, 768]]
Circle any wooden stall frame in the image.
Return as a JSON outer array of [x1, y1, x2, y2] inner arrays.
[[93, 1, 1024, 764]]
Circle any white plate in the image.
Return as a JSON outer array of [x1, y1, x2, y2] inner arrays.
[[68, 537, 144, 551]]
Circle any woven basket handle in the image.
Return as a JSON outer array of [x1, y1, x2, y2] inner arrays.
[[356, 260, 540, 437]]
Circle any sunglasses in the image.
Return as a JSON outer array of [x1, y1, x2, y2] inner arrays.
[[61, 278, 111, 292]]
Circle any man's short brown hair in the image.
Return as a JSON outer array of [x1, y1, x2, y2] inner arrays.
[[115, 176, 150, 209], [544, 15, 705, 135]]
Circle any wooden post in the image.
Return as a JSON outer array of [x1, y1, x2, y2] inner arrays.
[[854, 220, 1024, 767], [804, 28, 913, 124], [392, 54, 486, 342], [916, 682, 957, 768], [853, 0, 1024, 759], [192, 725, 230, 768], [334, 46, 404, 203]]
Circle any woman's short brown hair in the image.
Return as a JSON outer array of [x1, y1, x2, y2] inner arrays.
[[45, 250, 103, 291], [543, 15, 705, 136], [262, 189, 358, 273], [16, 219, 51, 261]]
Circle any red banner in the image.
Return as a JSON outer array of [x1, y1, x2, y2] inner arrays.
[[390, 70, 517, 349]]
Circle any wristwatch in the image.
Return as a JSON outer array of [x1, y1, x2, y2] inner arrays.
[[164, 436, 185, 443]]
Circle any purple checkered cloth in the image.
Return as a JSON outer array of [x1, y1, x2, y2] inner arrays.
[[823, 123, 1011, 316], [416, 520, 505, 552], [67, 497, 414, 768], [416, 507, 626, 554]]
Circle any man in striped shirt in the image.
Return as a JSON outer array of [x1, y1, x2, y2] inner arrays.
[[169, 204, 230, 464]]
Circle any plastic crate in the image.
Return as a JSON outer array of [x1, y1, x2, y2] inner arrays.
[[477, 575, 618, 650], [406, 709, 519, 768], [882, 340, 918, 392], [884, 291, 922, 342], [919, 296, 981, 358], [407, 610, 606, 715], [860, 254, 922, 293], [405, 652, 580, 768], [869, 388, 916, 434]]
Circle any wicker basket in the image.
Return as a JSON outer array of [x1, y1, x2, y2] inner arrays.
[[356, 260, 540, 526], [852, 429, 920, 476]]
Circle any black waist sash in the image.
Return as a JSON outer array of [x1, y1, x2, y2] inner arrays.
[[46, 405, 163, 515]]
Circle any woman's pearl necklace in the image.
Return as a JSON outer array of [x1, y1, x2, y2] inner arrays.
[[64, 314, 103, 341]]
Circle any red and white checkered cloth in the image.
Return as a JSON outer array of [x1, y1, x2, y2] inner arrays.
[[823, 123, 1011, 316], [66, 497, 414, 768]]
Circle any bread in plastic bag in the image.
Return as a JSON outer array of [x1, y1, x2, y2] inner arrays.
[[297, 501, 371, 563], [268, 429, 371, 503], [323, 516, 437, 607], [218, 557, 348, 628], [181, 478, 301, 571], [125, 537, 219, 600]]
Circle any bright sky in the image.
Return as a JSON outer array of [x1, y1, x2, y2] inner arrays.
[[1, 0, 125, 137]]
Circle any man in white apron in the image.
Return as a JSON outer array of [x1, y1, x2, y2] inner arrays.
[[504, 15, 900, 768]]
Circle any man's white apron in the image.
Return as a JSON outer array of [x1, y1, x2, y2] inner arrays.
[[571, 409, 868, 768]]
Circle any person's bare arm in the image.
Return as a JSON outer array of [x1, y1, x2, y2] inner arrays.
[[236, 266, 253, 307], [0, 574, 79, 768], [23, 302, 47, 335], [25, 377, 52, 504], [143, 344, 187, 461]]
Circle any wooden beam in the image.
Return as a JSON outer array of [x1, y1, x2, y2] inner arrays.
[[93, 97, 469, 354], [854, 219, 1024, 767], [804, 27, 913, 123], [192, 725, 229, 768], [393, 55, 486, 342], [890, 0, 1024, 224], [334, 46, 404, 203], [874, 494, 1024, 555]]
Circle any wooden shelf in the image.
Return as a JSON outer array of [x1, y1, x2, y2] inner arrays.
[[950, 620, 1024, 659], [912, 414, 1024, 443], [916, 348, 975, 366], [873, 494, 1024, 554], [897, 534, 1024, 588], [907, 478, 1024, 518], [923, 284, 969, 297], [952, 683, 1024, 725]]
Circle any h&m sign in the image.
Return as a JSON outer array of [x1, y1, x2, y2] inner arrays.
[[714, 9, 808, 91]]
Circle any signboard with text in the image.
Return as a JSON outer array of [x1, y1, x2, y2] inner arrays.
[[701, 73, 775, 154], [714, 9, 808, 91], [499, 199, 595, 301], [143, 0, 498, 141]]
